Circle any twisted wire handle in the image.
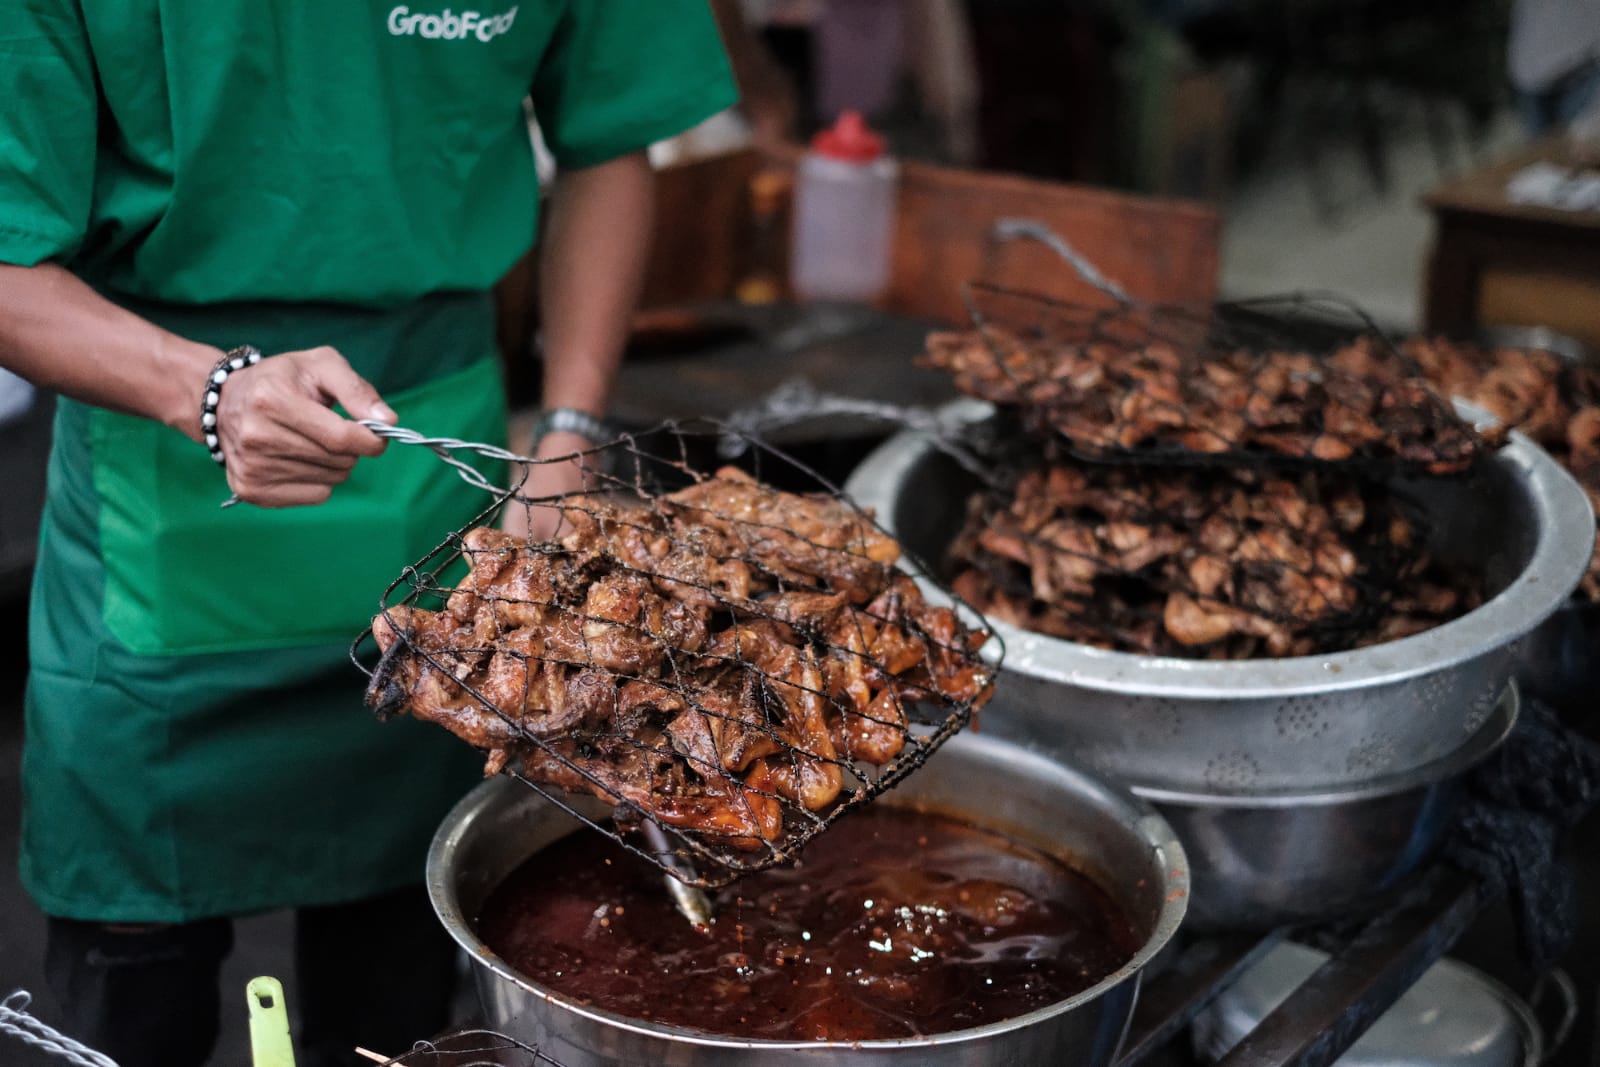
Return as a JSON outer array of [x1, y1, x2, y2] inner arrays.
[[990, 217, 1133, 304], [0, 991, 121, 1067], [220, 420, 584, 508], [717, 378, 996, 483], [355, 419, 546, 497]]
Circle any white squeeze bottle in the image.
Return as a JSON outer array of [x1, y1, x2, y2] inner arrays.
[[789, 110, 899, 303]]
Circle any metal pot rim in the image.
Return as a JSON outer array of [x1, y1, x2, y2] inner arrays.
[[426, 732, 1190, 1051], [1130, 681, 1519, 806], [848, 399, 1595, 699]]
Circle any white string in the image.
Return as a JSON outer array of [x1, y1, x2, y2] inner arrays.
[[0, 992, 122, 1067]]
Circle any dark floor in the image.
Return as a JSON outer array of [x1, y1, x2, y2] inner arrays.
[[0, 595, 486, 1066], [0, 597, 300, 1066]]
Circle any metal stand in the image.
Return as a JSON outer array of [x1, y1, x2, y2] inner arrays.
[[1117, 865, 1490, 1067]]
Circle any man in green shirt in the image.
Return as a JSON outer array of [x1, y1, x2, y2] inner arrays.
[[0, 2, 736, 1063]]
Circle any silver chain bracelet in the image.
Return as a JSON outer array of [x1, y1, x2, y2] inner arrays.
[[530, 406, 614, 449]]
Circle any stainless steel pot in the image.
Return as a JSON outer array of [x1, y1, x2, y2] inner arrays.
[[427, 731, 1189, 1066], [1135, 685, 1518, 930], [845, 399, 1594, 792]]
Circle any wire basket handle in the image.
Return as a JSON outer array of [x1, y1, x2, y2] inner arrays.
[[220, 421, 603, 508], [0, 991, 121, 1067], [356, 420, 555, 497], [988, 217, 1134, 305], [716, 378, 1000, 485]]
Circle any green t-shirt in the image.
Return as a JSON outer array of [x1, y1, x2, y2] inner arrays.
[[0, 0, 737, 306]]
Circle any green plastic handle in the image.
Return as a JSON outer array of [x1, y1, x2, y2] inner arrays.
[[247, 976, 297, 1067]]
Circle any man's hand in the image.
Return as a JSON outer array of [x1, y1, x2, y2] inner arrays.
[[216, 347, 397, 507], [501, 430, 596, 542]]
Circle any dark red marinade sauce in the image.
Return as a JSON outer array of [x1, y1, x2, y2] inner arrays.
[[475, 807, 1141, 1042]]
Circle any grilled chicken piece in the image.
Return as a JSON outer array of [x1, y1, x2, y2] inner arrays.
[[668, 468, 900, 601], [1163, 594, 1237, 647]]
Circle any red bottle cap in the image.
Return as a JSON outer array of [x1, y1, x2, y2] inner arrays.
[[810, 110, 886, 163]]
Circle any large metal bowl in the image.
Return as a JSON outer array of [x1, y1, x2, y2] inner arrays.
[[1136, 684, 1517, 930], [428, 731, 1189, 1066], [846, 400, 1594, 792]]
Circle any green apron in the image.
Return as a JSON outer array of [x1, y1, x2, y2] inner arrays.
[[22, 296, 505, 921], [1, 1, 734, 921]]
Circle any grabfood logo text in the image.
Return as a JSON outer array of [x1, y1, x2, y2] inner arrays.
[[387, 5, 518, 42]]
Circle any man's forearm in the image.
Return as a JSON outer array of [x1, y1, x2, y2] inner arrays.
[[0, 263, 220, 441], [535, 151, 655, 422]]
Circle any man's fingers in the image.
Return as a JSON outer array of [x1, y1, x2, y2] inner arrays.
[[263, 441, 359, 475], [289, 401, 388, 459], [227, 452, 356, 493], [226, 400, 373, 466], [301, 346, 397, 427], [231, 482, 336, 509], [214, 345, 400, 508], [221, 350, 387, 458]]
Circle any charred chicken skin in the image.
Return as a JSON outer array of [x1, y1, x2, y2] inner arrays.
[[920, 327, 1486, 474], [367, 468, 993, 854]]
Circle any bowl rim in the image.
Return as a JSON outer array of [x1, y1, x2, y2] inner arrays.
[[426, 731, 1191, 1052], [845, 399, 1596, 700], [1128, 680, 1519, 807]]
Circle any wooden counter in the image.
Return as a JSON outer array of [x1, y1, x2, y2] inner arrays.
[[494, 149, 1221, 408], [1423, 137, 1600, 348]]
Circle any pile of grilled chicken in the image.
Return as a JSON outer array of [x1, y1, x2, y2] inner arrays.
[[366, 468, 993, 853], [950, 462, 1476, 659], [917, 306, 1500, 659], [1405, 336, 1600, 601], [921, 326, 1486, 474]]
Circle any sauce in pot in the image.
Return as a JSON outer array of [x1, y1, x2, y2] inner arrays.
[[476, 807, 1140, 1041]]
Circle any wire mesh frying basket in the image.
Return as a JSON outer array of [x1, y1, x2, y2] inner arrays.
[[909, 222, 1495, 660], [351, 419, 998, 889], [929, 278, 1491, 476]]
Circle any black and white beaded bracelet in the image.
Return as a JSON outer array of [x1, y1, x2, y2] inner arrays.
[[201, 345, 261, 465]]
